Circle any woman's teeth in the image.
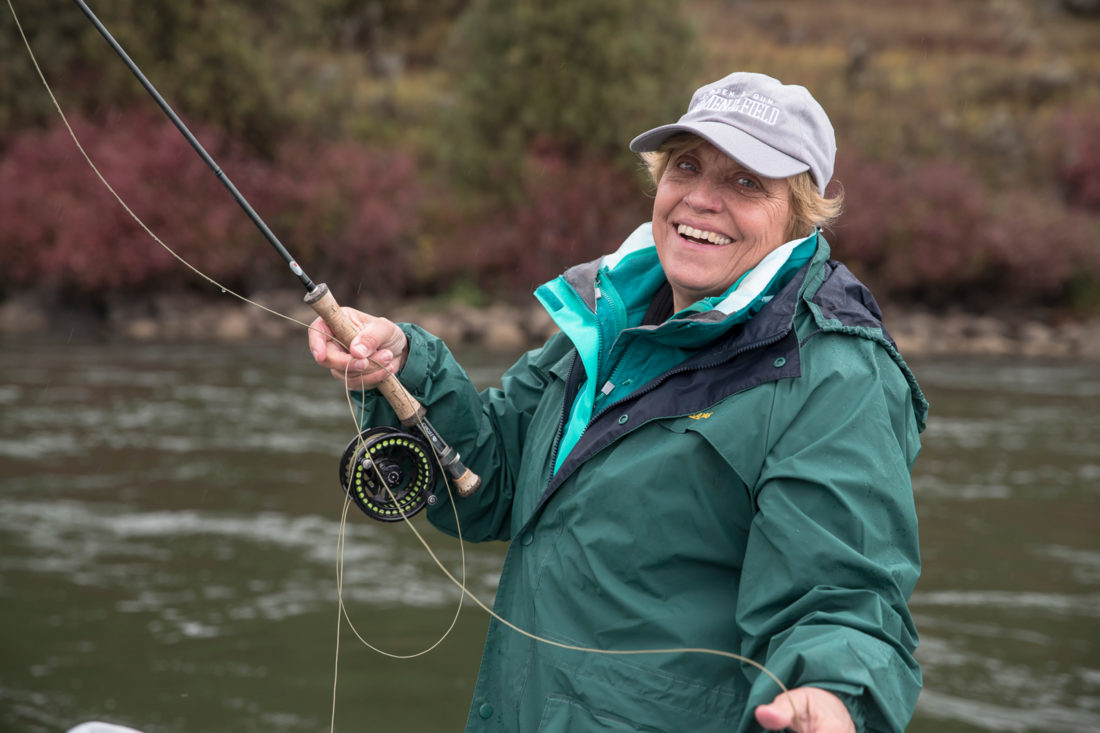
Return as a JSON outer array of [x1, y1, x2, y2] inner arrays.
[[677, 224, 732, 245]]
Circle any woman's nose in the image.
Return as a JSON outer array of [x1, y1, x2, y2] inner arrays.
[[683, 178, 722, 212]]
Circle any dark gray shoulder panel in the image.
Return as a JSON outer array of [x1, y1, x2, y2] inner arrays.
[[812, 261, 896, 346]]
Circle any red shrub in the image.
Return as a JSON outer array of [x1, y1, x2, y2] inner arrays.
[[829, 152, 906, 272], [832, 154, 992, 300], [830, 149, 1100, 311], [0, 110, 268, 296], [261, 140, 426, 296], [1054, 104, 1100, 211], [984, 190, 1100, 306], [0, 110, 428, 300], [884, 159, 992, 293], [440, 147, 651, 297]]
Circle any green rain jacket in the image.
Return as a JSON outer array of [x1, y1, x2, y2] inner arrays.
[[355, 224, 928, 732]]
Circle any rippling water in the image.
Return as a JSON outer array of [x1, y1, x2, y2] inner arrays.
[[1, 336, 1097, 732]]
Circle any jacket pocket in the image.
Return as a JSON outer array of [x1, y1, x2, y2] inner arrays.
[[536, 694, 665, 733]]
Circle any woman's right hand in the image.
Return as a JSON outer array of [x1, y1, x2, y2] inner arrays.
[[307, 308, 409, 390]]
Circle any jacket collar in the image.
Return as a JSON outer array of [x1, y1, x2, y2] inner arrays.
[[544, 222, 819, 335]]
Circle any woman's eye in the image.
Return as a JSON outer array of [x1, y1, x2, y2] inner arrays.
[[736, 176, 758, 189], [676, 158, 699, 173]]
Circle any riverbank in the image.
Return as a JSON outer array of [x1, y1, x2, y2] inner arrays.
[[2, 289, 1098, 361]]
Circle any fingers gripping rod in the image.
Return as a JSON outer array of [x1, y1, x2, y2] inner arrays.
[[73, 0, 480, 497], [308, 286, 481, 496]]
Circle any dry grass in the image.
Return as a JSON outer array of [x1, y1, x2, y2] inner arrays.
[[683, 0, 1099, 172]]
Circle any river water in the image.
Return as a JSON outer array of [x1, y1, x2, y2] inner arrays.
[[1, 336, 1097, 733]]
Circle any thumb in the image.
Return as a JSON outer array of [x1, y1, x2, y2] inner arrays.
[[755, 697, 797, 730], [754, 687, 855, 733]]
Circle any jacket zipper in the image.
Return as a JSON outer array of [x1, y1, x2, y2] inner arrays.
[[546, 352, 581, 477]]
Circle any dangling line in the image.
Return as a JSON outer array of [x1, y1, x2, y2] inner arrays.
[[326, 373, 470, 732], [336, 381, 468, 654], [333, 378, 470, 664], [10, 1, 793, 726]]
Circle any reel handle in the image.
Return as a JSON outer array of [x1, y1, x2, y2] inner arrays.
[[305, 282, 482, 498]]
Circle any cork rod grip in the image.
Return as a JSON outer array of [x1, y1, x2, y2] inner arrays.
[[304, 283, 423, 425], [304, 282, 360, 345], [452, 467, 481, 497]]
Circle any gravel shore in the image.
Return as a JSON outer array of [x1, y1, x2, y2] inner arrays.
[[3, 290, 1098, 361]]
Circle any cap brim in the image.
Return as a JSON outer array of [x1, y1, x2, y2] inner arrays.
[[629, 121, 809, 181]]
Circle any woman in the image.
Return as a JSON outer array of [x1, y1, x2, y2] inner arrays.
[[310, 71, 927, 733]]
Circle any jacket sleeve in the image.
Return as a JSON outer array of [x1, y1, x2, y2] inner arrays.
[[736, 332, 923, 732], [351, 324, 570, 542]]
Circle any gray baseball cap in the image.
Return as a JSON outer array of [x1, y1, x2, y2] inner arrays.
[[630, 71, 836, 194]]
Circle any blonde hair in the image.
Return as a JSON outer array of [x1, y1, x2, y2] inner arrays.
[[640, 133, 843, 240]]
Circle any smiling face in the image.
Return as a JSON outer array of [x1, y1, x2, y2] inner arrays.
[[651, 140, 794, 312]]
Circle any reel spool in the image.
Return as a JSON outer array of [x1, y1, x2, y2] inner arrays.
[[338, 427, 437, 522]]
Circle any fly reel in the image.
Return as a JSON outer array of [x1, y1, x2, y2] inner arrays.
[[338, 427, 437, 522]]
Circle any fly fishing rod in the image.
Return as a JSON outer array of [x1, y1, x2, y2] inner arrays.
[[72, 0, 481, 508]]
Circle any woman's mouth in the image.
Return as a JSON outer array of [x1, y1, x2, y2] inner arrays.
[[676, 223, 732, 245]]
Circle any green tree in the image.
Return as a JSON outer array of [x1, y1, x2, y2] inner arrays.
[[3, 0, 461, 153], [2, 0, 309, 153], [442, 0, 701, 193]]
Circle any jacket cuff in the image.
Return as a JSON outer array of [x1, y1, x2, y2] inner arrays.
[[395, 322, 432, 395], [833, 691, 868, 732]]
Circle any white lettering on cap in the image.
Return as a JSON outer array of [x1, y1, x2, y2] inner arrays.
[[697, 91, 780, 125]]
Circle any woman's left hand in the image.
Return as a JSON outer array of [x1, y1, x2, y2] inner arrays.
[[754, 687, 855, 732]]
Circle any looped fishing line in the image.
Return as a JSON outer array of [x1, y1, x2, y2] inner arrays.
[[328, 378, 469, 731], [9, 2, 795, 729]]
